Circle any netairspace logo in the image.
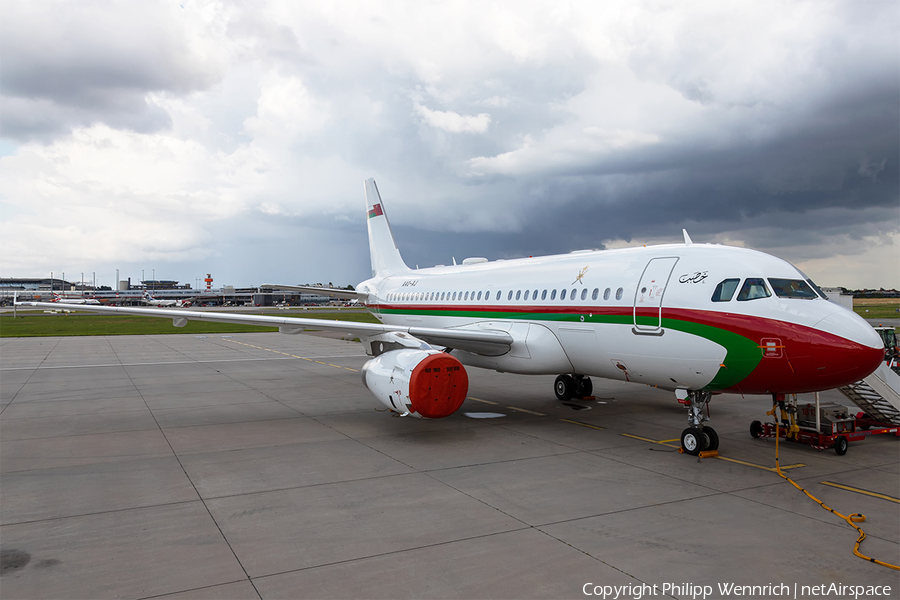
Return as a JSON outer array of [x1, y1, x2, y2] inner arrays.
[[582, 582, 893, 599]]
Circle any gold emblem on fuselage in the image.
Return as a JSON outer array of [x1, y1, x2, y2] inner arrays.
[[572, 265, 589, 285]]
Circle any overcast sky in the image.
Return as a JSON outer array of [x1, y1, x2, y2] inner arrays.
[[1, 0, 897, 290]]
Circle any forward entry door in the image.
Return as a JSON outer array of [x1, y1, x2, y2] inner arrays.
[[633, 257, 678, 333]]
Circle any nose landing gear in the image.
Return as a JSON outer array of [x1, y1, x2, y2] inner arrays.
[[680, 390, 719, 455]]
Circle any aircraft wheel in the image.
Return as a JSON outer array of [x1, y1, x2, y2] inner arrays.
[[681, 427, 705, 455], [575, 377, 592, 398], [750, 420, 763, 439], [554, 375, 575, 401], [703, 427, 719, 451], [834, 435, 849, 456]]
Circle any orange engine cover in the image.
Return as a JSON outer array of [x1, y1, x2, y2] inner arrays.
[[361, 349, 469, 418], [407, 352, 469, 418]]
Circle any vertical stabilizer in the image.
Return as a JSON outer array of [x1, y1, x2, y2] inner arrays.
[[365, 178, 410, 276]]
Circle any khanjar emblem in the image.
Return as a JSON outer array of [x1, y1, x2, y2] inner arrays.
[[572, 265, 589, 285]]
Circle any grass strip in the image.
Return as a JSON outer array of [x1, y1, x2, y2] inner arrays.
[[0, 311, 379, 337]]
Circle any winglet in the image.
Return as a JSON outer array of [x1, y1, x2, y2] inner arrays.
[[365, 179, 410, 276], [682, 229, 693, 246]]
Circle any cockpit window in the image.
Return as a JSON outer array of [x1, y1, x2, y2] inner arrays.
[[711, 279, 740, 302], [806, 279, 828, 299], [768, 278, 818, 299], [737, 278, 771, 301]]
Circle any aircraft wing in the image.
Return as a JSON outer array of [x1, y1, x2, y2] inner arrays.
[[261, 284, 360, 301], [16, 302, 513, 356]]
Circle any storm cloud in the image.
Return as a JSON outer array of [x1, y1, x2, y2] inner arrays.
[[1, 0, 897, 289]]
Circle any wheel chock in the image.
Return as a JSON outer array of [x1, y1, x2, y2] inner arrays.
[[677, 447, 720, 458]]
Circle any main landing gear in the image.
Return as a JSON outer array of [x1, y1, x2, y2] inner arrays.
[[554, 374, 592, 401], [680, 390, 719, 456]]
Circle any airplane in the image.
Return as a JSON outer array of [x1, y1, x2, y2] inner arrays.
[[52, 293, 101, 305], [142, 292, 190, 308], [19, 178, 884, 455]]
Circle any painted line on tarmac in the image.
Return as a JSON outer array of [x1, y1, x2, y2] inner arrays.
[[507, 406, 546, 416], [467, 397, 499, 405], [621, 433, 679, 447], [1, 357, 303, 370], [820, 481, 900, 504], [560, 419, 605, 430], [620, 432, 806, 471], [223, 338, 361, 373], [715, 455, 805, 472]]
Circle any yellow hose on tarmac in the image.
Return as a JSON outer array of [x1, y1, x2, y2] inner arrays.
[[770, 405, 899, 571]]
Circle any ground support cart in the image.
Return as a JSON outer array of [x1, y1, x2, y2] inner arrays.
[[750, 393, 900, 455]]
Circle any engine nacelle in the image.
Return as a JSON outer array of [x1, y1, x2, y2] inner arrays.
[[361, 349, 469, 418]]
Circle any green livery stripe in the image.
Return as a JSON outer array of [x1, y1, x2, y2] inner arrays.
[[375, 306, 761, 390], [661, 318, 761, 390]]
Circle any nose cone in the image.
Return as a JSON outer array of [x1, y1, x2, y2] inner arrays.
[[815, 309, 884, 350], [810, 310, 884, 388]]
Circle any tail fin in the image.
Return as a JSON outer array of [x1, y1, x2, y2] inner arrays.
[[365, 178, 410, 276]]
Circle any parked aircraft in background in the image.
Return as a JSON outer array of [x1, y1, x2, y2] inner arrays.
[[52, 293, 101, 305], [21, 179, 884, 454], [142, 293, 190, 308]]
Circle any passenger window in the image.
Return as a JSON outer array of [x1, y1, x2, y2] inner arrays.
[[615, 287, 623, 301], [516, 290, 521, 300], [523, 290, 530, 301], [592, 288, 598, 301], [464, 291, 469, 301], [477, 291, 482, 301], [508, 290, 513, 301], [561, 289, 567, 300], [711, 279, 740, 302], [550, 289, 557, 300], [571, 289, 577, 300], [541, 289, 547, 300], [603, 288, 610, 301], [581, 288, 588, 301], [737, 278, 771, 301], [441, 292, 445, 301], [452, 292, 457, 301], [768, 278, 817, 299], [496, 291, 501, 301], [485, 290, 490, 300]]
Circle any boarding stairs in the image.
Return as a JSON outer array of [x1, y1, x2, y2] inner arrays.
[[838, 361, 900, 426]]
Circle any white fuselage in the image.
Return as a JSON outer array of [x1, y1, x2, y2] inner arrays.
[[358, 243, 882, 395]]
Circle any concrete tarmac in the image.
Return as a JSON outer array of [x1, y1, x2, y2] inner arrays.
[[1, 333, 897, 599]]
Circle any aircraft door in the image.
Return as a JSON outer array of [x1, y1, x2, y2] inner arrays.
[[633, 257, 678, 333]]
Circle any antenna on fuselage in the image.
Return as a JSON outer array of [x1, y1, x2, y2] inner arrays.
[[682, 229, 693, 245]]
